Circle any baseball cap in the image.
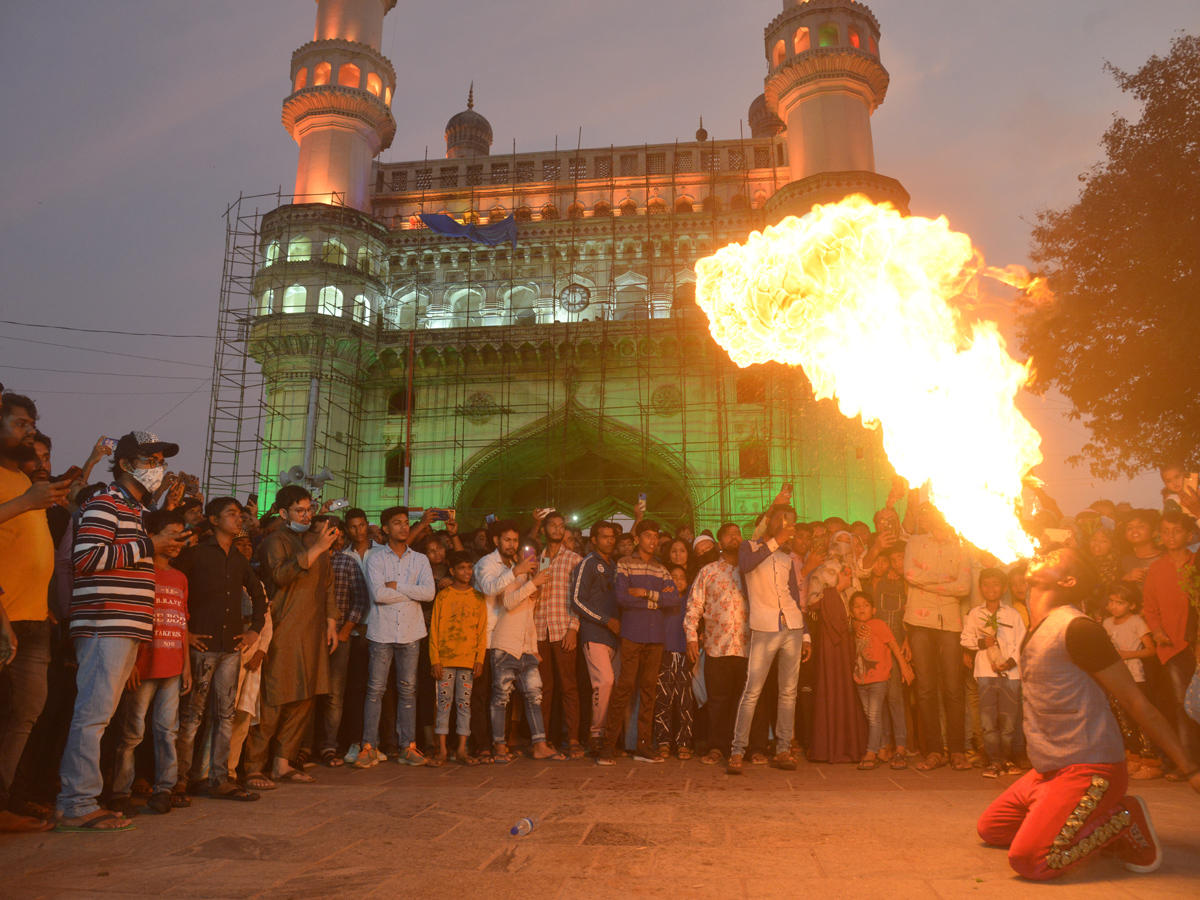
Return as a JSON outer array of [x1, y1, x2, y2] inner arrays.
[[113, 430, 180, 461]]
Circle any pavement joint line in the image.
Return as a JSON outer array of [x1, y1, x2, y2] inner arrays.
[[808, 847, 828, 878], [684, 777, 691, 793], [578, 777, 592, 791], [785, 777, 794, 791], [813, 766, 827, 780], [410, 801, 439, 818], [577, 822, 594, 846], [887, 777, 907, 791], [740, 876, 750, 900], [477, 847, 503, 871], [432, 818, 464, 842], [534, 766, 548, 778]]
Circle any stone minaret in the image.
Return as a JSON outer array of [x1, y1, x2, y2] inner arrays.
[[283, 0, 399, 212], [761, 0, 909, 218]]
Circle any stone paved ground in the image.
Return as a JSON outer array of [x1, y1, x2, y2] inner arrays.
[[1, 758, 1197, 900]]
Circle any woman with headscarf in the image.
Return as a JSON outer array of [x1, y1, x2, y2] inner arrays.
[[808, 556, 868, 763]]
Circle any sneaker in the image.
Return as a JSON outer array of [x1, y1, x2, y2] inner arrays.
[[633, 745, 664, 763], [397, 746, 428, 767], [353, 745, 382, 769], [343, 743, 360, 765], [981, 763, 1002, 779], [1131, 763, 1164, 781], [596, 748, 616, 766], [1003, 760, 1024, 776], [1117, 796, 1162, 873]]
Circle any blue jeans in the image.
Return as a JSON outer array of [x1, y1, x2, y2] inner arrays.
[[491, 652, 545, 744], [112, 675, 181, 796], [57, 636, 140, 818], [978, 676, 1021, 763], [856, 681, 890, 754], [316, 639, 351, 753], [363, 640, 419, 748], [175, 649, 240, 786], [731, 627, 806, 757], [882, 662, 909, 749], [435, 667, 474, 736]]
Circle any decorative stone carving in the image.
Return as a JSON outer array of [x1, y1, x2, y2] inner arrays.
[[652, 384, 683, 418]]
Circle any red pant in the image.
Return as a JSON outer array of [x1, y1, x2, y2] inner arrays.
[[977, 763, 1131, 880]]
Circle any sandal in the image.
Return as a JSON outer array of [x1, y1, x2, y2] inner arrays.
[[458, 753, 480, 766], [568, 742, 587, 759], [242, 774, 277, 791], [890, 755, 908, 770], [492, 751, 515, 764], [320, 750, 344, 768], [477, 751, 495, 765], [171, 789, 192, 808], [275, 768, 316, 783], [701, 749, 723, 766], [749, 752, 768, 765], [212, 785, 261, 801], [677, 747, 693, 761], [726, 754, 745, 775], [55, 812, 136, 833], [857, 758, 879, 770], [915, 752, 946, 772], [950, 752, 973, 771]]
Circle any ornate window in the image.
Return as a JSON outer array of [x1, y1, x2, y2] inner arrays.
[[819, 24, 839, 47], [415, 168, 432, 190], [490, 164, 509, 185], [543, 160, 561, 181], [675, 196, 694, 213], [322, 239, 347, 265], [515, 206, 533, 222], [489, 205, 507, 223], [567, 202, 585, 219], [287, 236, 311, 261], [647, 153, 666, 175], [282, 285, 306, 313], [593, 200, 612, 217], [318, 286, 343, 316], [674, 152, 693, 173], [620, 154, 638, 176], [595, 157, 612, 178], [337, 64, 361, 88], [728, 148, 746, 170], [701, 151, 718, 173], [753, 147, 772, 169], [647, 198, 666, 215], [391, 170, 406, 190], [516, 162, 535, 183], [569, 158, 586, 179], [466, 165, 483, 186], [440, 167, 458, 188], [702, 195, 722, 213], [541, 203, 559, 220], [313, 61, 331, 86], [619, 198, 638, 216]]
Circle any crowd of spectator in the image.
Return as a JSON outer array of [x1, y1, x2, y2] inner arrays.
[[0, 387, 1198, 878]]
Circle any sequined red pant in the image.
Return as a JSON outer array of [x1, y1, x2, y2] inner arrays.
[[977, 763, 1130, 880]]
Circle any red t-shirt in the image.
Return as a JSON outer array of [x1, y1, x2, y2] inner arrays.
[[135, 566, 189, 679], [853, 618, 894, 685]]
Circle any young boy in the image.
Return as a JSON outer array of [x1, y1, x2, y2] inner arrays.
[[109, 509, 192, 817], [961, 568, 1027, 777], [977, 548, 1200, 880], [428, 552, 487, 765], [1102, 583, 1159, 779]]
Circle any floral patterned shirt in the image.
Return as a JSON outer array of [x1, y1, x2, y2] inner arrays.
[[684, 558, 749, 658]]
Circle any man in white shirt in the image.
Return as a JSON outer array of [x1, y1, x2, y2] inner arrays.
[[474, 519, 560, 762], [727, 505, 812, 775], [357, 506, 435, 768]]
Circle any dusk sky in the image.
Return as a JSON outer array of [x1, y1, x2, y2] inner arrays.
[[2, 0, 1197, 515]]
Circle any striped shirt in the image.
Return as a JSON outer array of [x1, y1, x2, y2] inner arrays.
[[70, 483, 156, 640]]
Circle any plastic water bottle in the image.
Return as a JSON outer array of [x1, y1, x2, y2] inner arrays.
[[510, 817, 536, 837]]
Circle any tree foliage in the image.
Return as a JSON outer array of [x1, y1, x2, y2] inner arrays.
[[1019, 34, 1200, 478]]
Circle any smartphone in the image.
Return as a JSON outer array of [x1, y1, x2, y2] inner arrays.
[[56, 465, 83, 484], [782, 483, 793, 494], [535, 507, 553, 519], [638, 492, 647, 505], [101, 437, 117, 452], [485, 513, 496, 525], [522, 546, 537, 562], [327, 498, 350, 512], [247, 493, 258, 507], [430, 508, 454, 522]]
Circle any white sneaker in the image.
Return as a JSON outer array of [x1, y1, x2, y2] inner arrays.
[[343, 743, 360, 765]]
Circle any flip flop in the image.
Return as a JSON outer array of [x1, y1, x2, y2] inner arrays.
[[533, 751, 568, 761], [275, 769, 316, 783], [477, 752, 495, 765], [458, 753, 480, 766], [242, 774, 277, 791], [55, 812, 136, 833], [915, 753, 946, 772], [857, 758, 879, 770], [211, 785, 261, 801], [890, 756, 908, 770], [492, 751, 515, 764]]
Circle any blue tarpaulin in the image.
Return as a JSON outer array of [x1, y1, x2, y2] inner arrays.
[[419, 213, 517, 249]]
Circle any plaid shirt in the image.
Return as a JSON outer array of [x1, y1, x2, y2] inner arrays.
[[535, 546, 581, 642], [332, 550, 370, 631]]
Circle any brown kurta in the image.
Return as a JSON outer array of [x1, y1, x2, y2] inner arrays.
[[259, 528, 336, 707]]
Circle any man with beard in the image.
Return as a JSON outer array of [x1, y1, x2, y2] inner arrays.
[[533, 511, 583, 756], [685, 523, 750, 766], [0, 394, 70, 832]]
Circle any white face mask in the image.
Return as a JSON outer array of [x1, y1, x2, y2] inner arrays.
[[287, 518, 310, 533], [126, 463, 164, 494]]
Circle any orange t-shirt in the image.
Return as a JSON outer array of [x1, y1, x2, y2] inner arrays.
[[0, 467, 53, 622]]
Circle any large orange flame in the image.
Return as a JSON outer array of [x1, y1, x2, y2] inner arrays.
[[695, 195, 1043, 561]]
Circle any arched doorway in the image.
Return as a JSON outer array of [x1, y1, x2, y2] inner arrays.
[[454, 409, 693, 527]]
